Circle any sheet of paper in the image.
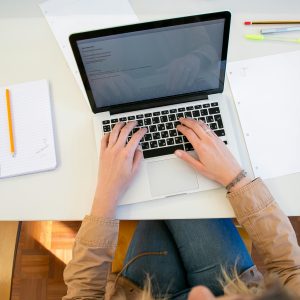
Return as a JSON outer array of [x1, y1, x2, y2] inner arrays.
[[39, 0, 139, 101], [0, 80, 57, 178], [227, 51, 300, 179]]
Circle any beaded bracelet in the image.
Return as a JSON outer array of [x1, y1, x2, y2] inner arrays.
[[225, 170, 247, 191]]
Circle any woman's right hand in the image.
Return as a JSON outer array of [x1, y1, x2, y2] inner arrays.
[[175, 118, 250, 189], [92, 121, 147, 218]]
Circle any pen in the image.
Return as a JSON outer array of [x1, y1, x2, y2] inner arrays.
[[5, 89, 15, 156], [261, 26, 300, 34], [244, 21, 300, 25]]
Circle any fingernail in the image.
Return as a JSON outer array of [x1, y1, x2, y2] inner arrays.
[[175, 150, 182, 157], [138, 145, 143, 151]]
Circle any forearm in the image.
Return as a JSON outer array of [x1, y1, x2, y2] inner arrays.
[[63, 216, 119, 300], [91, 187, 118, 218], [227, 179, 300, 286]]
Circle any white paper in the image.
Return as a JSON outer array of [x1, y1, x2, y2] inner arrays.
[[227, 51, 300, 179], [39, 0, 139, 101], [0, 80, 57, 178]]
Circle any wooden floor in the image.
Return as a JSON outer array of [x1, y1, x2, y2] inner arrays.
[[11, 221, 81, 300], [10, 218, 300, 299]]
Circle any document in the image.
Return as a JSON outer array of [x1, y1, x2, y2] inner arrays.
[[227, 51, 300, 179], [39, 0, 139, 101]]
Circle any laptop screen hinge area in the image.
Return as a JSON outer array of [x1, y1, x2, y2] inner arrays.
[[109, 94, 209, 115]]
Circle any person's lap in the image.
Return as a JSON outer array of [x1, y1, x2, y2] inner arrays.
[[165, 219, 253, 294], [123, 220, 189, 298], [123, 219, 253, 299]]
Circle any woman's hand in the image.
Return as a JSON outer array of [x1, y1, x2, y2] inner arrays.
[[175, 118, 250, 188], [91, 121, 147, 218]]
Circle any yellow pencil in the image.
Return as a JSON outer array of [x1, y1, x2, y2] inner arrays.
[[5, 89, 15, 156]]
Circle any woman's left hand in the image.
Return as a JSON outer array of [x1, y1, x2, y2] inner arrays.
[[92, 121, 147, 218]]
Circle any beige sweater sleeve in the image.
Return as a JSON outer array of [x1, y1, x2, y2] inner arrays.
[[227, 178, 300, 293], [62, 215, 119, 300]]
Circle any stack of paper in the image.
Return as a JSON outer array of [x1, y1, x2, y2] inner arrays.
[[227, 51, 300, 179]]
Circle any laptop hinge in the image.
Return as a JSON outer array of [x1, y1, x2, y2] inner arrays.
[[109, 94, 209, 115]]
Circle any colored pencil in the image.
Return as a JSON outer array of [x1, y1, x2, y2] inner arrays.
[[245, 21, 300, 25], [5, 89, 15, 156]]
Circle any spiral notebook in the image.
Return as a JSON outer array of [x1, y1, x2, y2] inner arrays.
[[0, 80, 57, 179]]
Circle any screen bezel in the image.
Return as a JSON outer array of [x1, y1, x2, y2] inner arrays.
[[69, 11, 231, 114]]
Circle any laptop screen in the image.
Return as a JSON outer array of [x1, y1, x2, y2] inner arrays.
[[70, 12, 230, 113]]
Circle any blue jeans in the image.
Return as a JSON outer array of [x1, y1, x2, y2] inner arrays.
[[123, 219, 253, 300]]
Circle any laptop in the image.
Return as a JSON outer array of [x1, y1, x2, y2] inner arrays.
[[70, 11, 239, 205]]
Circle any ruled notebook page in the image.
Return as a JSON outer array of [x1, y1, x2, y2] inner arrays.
[[0, 80, 57, 178]]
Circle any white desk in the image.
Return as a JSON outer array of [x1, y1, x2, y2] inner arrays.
[[0, 0, 300, 220]]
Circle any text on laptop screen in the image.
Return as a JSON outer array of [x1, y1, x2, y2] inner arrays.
[[77, 19, 225, 109]]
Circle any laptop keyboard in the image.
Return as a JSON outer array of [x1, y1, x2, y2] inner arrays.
[[102, 102, 227, 159]]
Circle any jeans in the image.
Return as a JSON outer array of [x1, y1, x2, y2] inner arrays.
[[123, 219, 253, 300]]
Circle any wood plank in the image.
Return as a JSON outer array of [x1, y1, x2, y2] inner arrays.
[[0, 221, 20, 300]]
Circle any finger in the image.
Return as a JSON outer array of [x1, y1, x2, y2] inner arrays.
[[177, 124, 202, 149], [179, 118, 208, 140], [101, 133, 109, 152], [198, 120, 219, 140], [116, 121, 138, 147], [126, 127, 147, 157], [132, 146, 143, 175], [175, 149, 205, 173], [108, 122, 126, 146]]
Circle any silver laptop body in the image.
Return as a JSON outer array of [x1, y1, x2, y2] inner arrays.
[[70, 11, 242, 205]]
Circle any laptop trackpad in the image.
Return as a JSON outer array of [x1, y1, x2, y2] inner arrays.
[[147, 158, 199, 197]]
